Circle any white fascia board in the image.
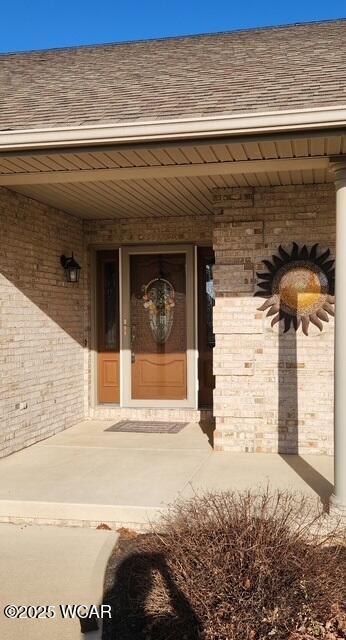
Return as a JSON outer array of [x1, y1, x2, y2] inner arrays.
[[0, 105, 345, 151]]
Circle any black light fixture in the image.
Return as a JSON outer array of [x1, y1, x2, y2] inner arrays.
[[60, 253, 81, 283]]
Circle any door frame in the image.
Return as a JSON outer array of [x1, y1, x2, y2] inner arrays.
[[121, 244, 197, 408]]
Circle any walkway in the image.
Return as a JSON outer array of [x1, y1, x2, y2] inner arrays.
[[0, 523, 117, 639], [0, 420, 333, 530]]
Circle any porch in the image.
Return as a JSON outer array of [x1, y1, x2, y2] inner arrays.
[[0, 126, 346, 511], [0, 419, 333, 530]]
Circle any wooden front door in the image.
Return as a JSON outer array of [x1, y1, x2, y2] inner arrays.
[[130, 252, 187, 400], [122, 246, 196, 406], [97, 251, 120, 403]]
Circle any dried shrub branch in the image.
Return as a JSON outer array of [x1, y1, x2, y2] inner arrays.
[[104, 489, 345, 640]]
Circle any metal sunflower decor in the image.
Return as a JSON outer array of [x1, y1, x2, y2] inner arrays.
[[255, 243, 335, 335]]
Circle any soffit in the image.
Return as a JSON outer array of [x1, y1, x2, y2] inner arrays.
[[0, 134, 342, 219]]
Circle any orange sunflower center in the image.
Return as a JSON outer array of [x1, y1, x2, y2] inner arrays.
[[279, 267, 325, 314]]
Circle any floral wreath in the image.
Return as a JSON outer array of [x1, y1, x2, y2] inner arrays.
[[142, 278, 176, 315]]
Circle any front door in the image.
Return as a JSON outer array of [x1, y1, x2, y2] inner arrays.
[[122, 245, 196, 407]]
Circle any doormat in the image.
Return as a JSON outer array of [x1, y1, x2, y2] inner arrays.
[[105, 420, 188, 434]]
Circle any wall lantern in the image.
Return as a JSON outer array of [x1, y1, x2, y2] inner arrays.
[[60, 253, 81, 283]]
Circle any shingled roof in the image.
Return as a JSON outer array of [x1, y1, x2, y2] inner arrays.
[[0, 20, 345, 132]]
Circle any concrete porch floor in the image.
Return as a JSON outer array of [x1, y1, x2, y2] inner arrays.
[[0, 420, 334, 530]]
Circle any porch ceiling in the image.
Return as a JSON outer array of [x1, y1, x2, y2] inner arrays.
[[0, 132, 344, 219]]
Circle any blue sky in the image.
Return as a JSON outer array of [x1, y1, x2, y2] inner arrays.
[[0, 0, 345, 54]]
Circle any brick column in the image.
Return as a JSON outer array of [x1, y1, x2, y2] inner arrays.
[[211, 184, 335, 456], [212, 188, 264, 452]]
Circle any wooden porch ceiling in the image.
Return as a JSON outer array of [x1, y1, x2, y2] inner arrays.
[[0, 133, 344, 219]]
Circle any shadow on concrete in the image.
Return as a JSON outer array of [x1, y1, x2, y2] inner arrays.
[[101, 547, 202, 640], [199, 416, 215, 448], [278, 305, 333, 507], [279, 454, 333, 507]]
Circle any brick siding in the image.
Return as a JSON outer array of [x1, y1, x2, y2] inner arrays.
[[212, 184, 335, 454], [0, 187, 85, 457], [0, 184, 336, 456]]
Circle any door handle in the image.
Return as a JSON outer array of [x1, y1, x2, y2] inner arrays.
[[131, 325, 136, 363], [131, 324, 136, 345]]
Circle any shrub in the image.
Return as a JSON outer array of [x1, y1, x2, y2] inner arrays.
[[104, 490, 345, 640]]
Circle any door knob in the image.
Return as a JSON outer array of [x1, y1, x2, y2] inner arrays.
[[131, 324, 136, 344]]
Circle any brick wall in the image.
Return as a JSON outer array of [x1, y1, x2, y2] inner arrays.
[[0, 188, 85, 457], [83, 214, 213, 246], [212, 184, 335, 455], [0, 183, 336, 457]]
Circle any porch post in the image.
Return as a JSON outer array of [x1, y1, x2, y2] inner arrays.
[[330, 159, 346, 511]]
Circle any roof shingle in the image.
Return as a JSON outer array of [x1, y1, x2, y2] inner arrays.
[[0, 20, 345, 132]]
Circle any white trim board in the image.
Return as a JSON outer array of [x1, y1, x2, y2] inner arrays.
[[0, 106, 345, 151]]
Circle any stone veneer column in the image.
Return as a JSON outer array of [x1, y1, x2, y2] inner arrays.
[[211, 188, 265, 452], [330, 160, 346, 511]]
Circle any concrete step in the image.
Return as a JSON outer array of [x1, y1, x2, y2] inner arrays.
[[0, 499, 162, 531]]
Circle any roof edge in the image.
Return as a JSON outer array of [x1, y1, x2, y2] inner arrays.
[[1, 105, 346, 151]]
